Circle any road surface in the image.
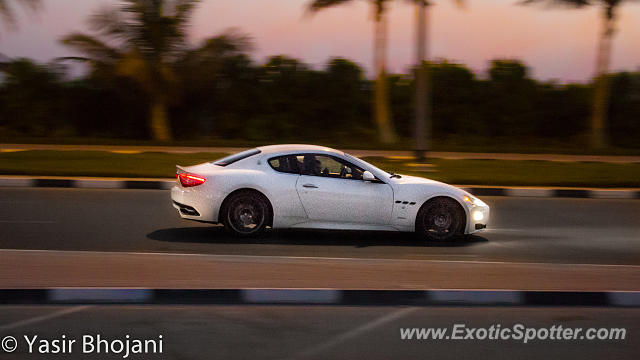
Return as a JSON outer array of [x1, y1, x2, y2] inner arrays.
[[1, 188, 638, 263], [0, 188, 639, 289]]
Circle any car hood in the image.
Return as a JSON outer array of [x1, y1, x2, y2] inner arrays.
[[393, 175, 465, 193]]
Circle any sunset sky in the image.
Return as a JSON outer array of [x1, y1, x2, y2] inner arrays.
[[0, 0, 639, 82]]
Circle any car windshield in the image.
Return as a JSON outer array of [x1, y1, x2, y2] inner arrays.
[[342, 153, 392, 178], [213, 149, 261, 166]]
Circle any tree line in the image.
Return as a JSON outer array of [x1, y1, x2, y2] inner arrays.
[[1, 52, 639, 148], [0, 0, 638, 149]]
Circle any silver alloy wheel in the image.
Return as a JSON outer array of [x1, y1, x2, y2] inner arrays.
[[225, 193, 268, 235], [418, 198, 464, 241]]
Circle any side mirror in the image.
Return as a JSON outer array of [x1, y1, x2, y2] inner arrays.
[[362, 171, 376, 182]]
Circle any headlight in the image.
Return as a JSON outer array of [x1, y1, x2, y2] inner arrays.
[[472, 211, 484, 221], [463, 194, 487, 207]]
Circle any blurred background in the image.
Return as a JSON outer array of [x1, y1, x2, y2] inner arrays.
[[0, 0, 638, 153], [1, 4, 639, 359]]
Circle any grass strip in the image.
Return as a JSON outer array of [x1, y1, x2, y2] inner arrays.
[[1, 150, 639, 188]]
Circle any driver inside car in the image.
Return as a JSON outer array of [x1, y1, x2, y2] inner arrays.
[[302, 155, 322, 176]]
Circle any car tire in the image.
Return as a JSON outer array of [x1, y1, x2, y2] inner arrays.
[[222, 190, 271, 237], [416, 197, 465, 241]]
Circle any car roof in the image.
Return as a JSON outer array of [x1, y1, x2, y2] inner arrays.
[[256, 144, 341, 155]]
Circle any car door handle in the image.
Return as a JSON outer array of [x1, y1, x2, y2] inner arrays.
[[302, 184, 318, 189]]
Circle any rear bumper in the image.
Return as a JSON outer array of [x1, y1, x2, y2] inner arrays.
[[171, 185, 218, 222], [172, 201, 200, 217]]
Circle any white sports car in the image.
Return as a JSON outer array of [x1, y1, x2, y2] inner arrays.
[[171, 144, 489, 240]]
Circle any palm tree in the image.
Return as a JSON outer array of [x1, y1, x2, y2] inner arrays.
[[60, 0, 200, 141], [0, 0, 40, 29], [523, 0, 639, 149], [308, 0, 397, 144], [413, 0, 463, 160]]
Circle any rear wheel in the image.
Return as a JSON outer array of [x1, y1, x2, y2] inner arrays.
[[416, 197, 465, 241], [222, 191, 270, 236]]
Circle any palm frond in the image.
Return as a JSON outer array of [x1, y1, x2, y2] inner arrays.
[[89, 6, 133, 42], [170, 0, 200, 48], [173, 0, 199, 25], [195, 29, 253, 58], [60, 33, 122, 63], [54, 56, 92, 63], [520, 0, 592, 8], [405, 1, 466, 8], [308, 0, 354, 12]]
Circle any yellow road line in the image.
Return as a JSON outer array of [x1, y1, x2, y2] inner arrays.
[[406, 162, 436, 167], [110, 150, 142, 154], [387, 156, 414, 160], [0, 149, 27, 153]]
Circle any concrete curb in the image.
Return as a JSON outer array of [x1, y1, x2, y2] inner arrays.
[[461, 187, 640, 199], [1, 177, 639, 199], [0, 177, 174, 190], [0, 289, 638, 307]]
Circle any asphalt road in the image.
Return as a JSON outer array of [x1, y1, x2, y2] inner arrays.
[[1, 188, 639, 265], [0, 305, 638, 359], [0, 188, 638, 357]]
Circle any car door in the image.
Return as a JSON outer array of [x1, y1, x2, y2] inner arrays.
[[265, 155, 308, 227], [294, 154, 393, 225]]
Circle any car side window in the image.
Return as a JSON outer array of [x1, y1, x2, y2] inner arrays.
[[298, 154, 364, 180], [268, 155, 300, 174]]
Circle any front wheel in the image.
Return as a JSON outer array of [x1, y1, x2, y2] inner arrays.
[[223, 191, 270, 236], [416, 197, 465, 241]]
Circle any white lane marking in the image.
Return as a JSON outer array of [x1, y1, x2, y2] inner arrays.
[[0, 220, 55, 224], [0, 306, 91, 331], [0, 179, 34, 187], [283, 307, 416, 360], [483, 228, 527, 232], [1, 248, 639, 269], [505, 188, 553, 197], [74, 180, 123, 189], [590, 190, 637, 199]]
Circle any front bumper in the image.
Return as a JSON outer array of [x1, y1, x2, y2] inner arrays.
[[466, 204, 490, 234]]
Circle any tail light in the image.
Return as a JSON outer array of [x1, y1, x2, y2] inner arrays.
[[177, 172, 206, 187]]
